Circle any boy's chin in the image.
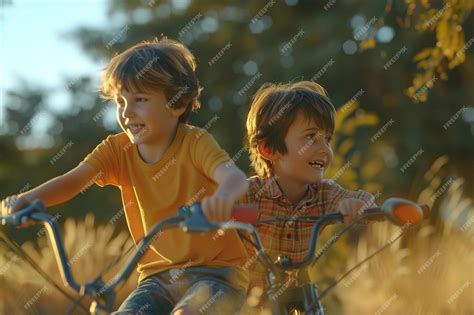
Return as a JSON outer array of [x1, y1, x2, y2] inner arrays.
[[307, 175, 324, 185], [126, 136, 140, 144], [126, 132, 147, 144]]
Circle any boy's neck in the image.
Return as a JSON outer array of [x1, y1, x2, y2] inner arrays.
[[275, 174, 309, 206], [137, 124, 179, 164]]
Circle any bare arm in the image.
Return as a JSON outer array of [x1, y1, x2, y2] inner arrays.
[[1, 163, 99, 216], [212, 163, 249, 201], [201, 162, 249, 222]]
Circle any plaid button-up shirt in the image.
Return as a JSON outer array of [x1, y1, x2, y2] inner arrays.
[[238, 175, 375, 288]]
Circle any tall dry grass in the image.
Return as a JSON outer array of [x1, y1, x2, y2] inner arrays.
[[333, 157, 474, 315], [0, 214, 138, 314]]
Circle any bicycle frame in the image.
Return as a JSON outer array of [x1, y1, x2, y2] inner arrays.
[[0, 201, 263, 314], [0, 198, 427, 315]]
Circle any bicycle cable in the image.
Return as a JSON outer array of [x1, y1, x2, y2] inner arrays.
[[0, 227, 89, 313], [65, 240, 136, 315], [303, 223, 409, 313]]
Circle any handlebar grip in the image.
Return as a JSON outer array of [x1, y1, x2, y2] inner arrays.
[[231, 204, 259, 224], [361, 207, 386, 221], [0, 200, 45, 226]]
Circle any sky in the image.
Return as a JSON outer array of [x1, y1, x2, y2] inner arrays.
[[0, 0, 111, 122]]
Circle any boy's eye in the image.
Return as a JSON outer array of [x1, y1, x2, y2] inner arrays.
[[305, 133, 317, 141], [136, 97, 148, 103]]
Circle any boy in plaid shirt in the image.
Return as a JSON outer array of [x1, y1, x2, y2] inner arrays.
[[240, 81, 375, 288]]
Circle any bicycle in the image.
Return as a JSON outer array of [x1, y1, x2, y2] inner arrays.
[[0, 197, 429, 314]]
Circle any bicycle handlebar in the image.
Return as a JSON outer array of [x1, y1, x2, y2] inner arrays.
[[0, 200, 261, 312], [0, 197, 429, 312]]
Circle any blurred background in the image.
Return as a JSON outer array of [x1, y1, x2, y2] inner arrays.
[[0, 0, 473, 314]]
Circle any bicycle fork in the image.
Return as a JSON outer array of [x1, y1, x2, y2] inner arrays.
[[269, 283, 324, 315]]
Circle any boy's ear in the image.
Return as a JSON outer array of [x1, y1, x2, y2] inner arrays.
[[258, 144, 275, 161]]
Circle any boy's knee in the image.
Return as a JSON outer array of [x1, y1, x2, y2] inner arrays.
[[172, 307, 200, 315]]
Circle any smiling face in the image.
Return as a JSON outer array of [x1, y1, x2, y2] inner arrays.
[[114, 89, 185, 145], [271, 111, 333, 186]]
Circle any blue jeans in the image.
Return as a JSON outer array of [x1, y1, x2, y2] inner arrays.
[[112, 266, 246, 314]]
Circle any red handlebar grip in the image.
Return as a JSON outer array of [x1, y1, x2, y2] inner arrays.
[[231, 204, 259, 224]]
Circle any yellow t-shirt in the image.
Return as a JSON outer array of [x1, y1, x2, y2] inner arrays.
[[81, 123, 249, 289]]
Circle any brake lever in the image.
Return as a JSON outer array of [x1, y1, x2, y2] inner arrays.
[[1, 200, 45, 226], [178, 203, 219, 233]]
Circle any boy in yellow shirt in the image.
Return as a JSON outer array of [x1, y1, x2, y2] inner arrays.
[[1, 38, 249, 314], [240, 81, 375, 289]]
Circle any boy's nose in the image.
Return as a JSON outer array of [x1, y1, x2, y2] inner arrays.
[[318, 142, 332, 156], [121, 102, 135, 118]]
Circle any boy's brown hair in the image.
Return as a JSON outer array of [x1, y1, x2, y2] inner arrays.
[[101, 37, 202, 123], [246, 81, 336, 177]]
